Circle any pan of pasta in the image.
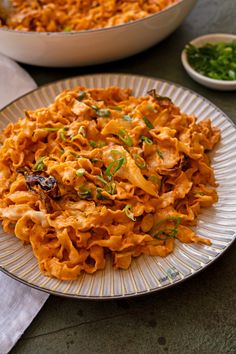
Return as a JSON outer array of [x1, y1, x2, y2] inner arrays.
[[0, 74, 235, 299], [0, 0, 197, 66]]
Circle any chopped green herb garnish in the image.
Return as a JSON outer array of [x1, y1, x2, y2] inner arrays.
[[71, 126, 86, 140], [106, 182, 116, 195], [97, 175, 108, 185], [60, 131, 66, 141], [97, 109, 110, 117], [146, 104, 156, 112], [123, 114, 132, 121], [89, 141, 97, 148], [42, 127, 61, 132], [97, 141, 106, 148], [157, 149, 164, 160], [78, 185, 92, 199], [143, 116, 154, 129], [133, 154, 146, 169], [70, 151, 80, 158], [76, 168, 86, 177], [140, 135, 153, 145], [64, 26, 72, 32], [91, 158, 101, 163], [186, 41, 236, 81], [118, 129, 133, 146], [151, 216, 181, 240], [77, 91, 87, 101], [105, 157, 126, 180], [96, 188, 108, 200], [148, 175, 161, 185], [33, 156, 45, 171], [92, 105, 110, 117], [110, 149, 123, 157], [194, 192, 205, 196], [123, 205, 136, 221], [78, 126, 86, 136], [108, 106, 122, 111]]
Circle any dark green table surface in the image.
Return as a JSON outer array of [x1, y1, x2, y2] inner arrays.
[[11, 0, 236, 353]]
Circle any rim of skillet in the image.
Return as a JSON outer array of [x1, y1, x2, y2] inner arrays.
[[0, 0, 189, 36]]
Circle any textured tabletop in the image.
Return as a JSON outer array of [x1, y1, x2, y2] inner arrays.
[[11, 0, 236, 353]]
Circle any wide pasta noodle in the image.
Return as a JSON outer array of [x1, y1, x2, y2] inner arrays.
[[0, 86, 220, 280], [1, 0, 178, 32]]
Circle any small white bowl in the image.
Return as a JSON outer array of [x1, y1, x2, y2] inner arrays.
[[181, 33, 236, 91]]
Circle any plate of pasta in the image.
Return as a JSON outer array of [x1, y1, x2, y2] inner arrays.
[[0, 73, 235, 299]]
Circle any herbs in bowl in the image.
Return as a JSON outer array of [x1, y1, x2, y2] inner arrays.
[[186, 40, 236, 81], [181, 34, 236, 91]]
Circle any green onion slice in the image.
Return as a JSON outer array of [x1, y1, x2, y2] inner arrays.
[[108, 106, 122, 111], [133, 154, 146, 169], [140, 135, 153, 145], [78, 126, 86, 137], [96, 188, 108, 200], [78, 185, 92, 199], [143, 116, 154, 129], [97, 175, 108, 185], [42, 127, 62, 131], [70, 151, 80, 158], [157, 149, 164, 160], [92, 105, 110, 117], [89, 141, 97, 148], [151, 216, 181, 240], [97, 141, 106, 148], [60, 132, 66, 141], [105, 157, 126, 180], [96, 109, 110, 117], [76, 168, 86, 177], [123, 205, 136, 221], [77, 91, 86, 101], [33, 156, 45, 171], [123, 114, 132, 121], [64, 26, 72, 32], [106, 182, 116, 195], [118, 129, 133, 146], [194, 192, 205, 196], [148, 175, 161, 185]]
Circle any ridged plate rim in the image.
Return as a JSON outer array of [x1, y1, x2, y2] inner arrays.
[[0, 73, 235, 299]]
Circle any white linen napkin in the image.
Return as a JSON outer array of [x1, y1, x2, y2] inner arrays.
[[0, 54, 49, 354]]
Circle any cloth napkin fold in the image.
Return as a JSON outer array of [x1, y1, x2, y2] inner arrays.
[[0, 54, 49, 354]]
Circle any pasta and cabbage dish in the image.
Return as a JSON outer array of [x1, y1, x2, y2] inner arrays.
[[0, 0, 178, 32], [0, 86, 220, 280]]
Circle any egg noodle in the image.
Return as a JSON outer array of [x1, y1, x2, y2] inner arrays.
[[1, 0, 178, 32], [0, 86, 220, 280]]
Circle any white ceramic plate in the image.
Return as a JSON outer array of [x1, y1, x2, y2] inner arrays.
[[0, 74, 235, 299]]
